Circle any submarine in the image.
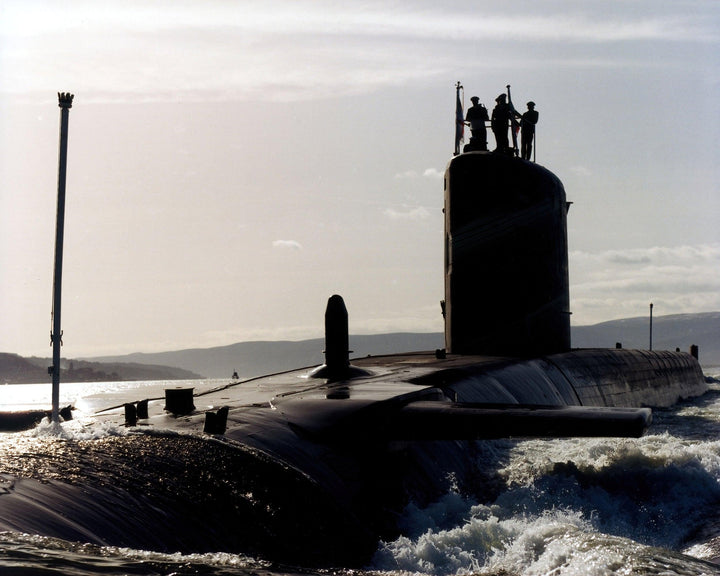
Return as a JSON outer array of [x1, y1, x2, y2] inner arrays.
[[0, 150, 707, 567]]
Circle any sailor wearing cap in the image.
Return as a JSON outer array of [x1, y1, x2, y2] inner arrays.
[[465, 96, 489, 150], [520, 101, 539, 161], [491, 94, 511, 153]]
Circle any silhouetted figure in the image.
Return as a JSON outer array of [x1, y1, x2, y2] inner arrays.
[[491, 94, 512, 154], [520, 101, 539, 161], [465, 96, 488, 151]]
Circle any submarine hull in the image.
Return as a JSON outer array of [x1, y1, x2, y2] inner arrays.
[[0, 347, 706, 566]]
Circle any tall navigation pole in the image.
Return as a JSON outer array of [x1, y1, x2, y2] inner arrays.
[[50, 92, 74, 423]]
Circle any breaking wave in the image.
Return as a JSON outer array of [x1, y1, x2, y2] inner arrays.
[[372, 385, 720, 575]]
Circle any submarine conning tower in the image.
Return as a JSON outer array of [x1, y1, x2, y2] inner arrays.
[[444, 152, 571, 356]]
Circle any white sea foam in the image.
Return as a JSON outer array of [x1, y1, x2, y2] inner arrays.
[[30, 415, 129, 441], [373, 496, 718, 575], [373, 502, 602, 575], [373, 389, 720, 575], [103, 546, 271, 570]]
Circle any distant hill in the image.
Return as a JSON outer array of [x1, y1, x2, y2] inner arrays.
[[571, 312, 719, 365], [88, 312, 719, 378], [4, 312, 717, 383], [89, 333, 447, 380], [0, 353, 202, 385], [0, 354, 49, 384]]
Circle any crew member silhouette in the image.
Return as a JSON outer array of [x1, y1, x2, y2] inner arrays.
[[465, 96, 488, 150], [520, 101, 539, 161], [491, 94, 511, 154]]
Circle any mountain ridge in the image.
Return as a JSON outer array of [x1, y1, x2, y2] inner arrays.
[[90, 311, 719, 378], [0, 353, 202, 384], [2, 312, 717, 383]]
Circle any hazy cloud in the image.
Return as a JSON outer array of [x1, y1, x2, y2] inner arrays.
[[383, 206, 431, 221], [572, 244, 720, 267], [5, 1, 715, 102], [606, 253, 652, 265], [5, 2, 715, 43], [569, 165, 593, 177], [423, 168, 444, 179], [394, 170, 420, 179], [570, 244, 720, 324], [395, 168, 443, 180], [272, 240, 303, 250]]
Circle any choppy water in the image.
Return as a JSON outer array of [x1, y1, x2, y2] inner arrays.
[[1, 372, 720, 575]]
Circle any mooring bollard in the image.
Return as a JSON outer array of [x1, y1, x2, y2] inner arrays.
[[136, 399, 149, 419], [124, 403, 137, 426], [204, 406, 229, 435], [164, 388, 195, 416]]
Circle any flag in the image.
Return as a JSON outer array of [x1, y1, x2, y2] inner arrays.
[[454, 89, 464, 155]]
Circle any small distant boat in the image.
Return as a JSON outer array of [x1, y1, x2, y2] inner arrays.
[[231, 370, 239, 380]]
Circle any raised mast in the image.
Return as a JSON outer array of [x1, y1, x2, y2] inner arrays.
[[50, 92, 74, 423]]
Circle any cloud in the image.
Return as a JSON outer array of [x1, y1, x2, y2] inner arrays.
[[569, 165, 593, 177], [46, 2, 711, 44], [395, 168, 444, 180], [272, 239, 303, 250], [605, 253, 652, 265], [383, 206, 431, 221], [569, 244, 720, 324], [394, 170, 420, 179], [423, 168, 444, 179], [571, 244, 720, 268], [7, 1, 715, 102]]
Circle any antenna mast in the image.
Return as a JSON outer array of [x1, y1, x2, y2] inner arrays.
[[50, 92, 74, 423]]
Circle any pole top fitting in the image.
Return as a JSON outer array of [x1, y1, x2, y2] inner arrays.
[[58, 92, 74, 108]]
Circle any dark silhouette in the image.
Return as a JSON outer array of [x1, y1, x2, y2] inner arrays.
[[491, 94, 512, 154], [454, 81, 464, 155], [520, 101, 539, 161], [465, 96, 488, 150], [506, 85, 520, 156]]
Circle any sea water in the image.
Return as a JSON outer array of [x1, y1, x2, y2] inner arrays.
[[1, 372, 719, 576]]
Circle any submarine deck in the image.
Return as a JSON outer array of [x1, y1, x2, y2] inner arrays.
[[83, 347, 706, 439]]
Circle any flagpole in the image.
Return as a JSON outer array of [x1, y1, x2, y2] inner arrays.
[[454, 81, 464, 155], [506, 84, 519, 157], [50, 92, 74, 423]]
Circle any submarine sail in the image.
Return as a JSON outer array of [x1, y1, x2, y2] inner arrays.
[[444, 151, 570, 356]]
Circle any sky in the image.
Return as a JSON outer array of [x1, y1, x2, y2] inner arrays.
[[1, 0, 719, 358]]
